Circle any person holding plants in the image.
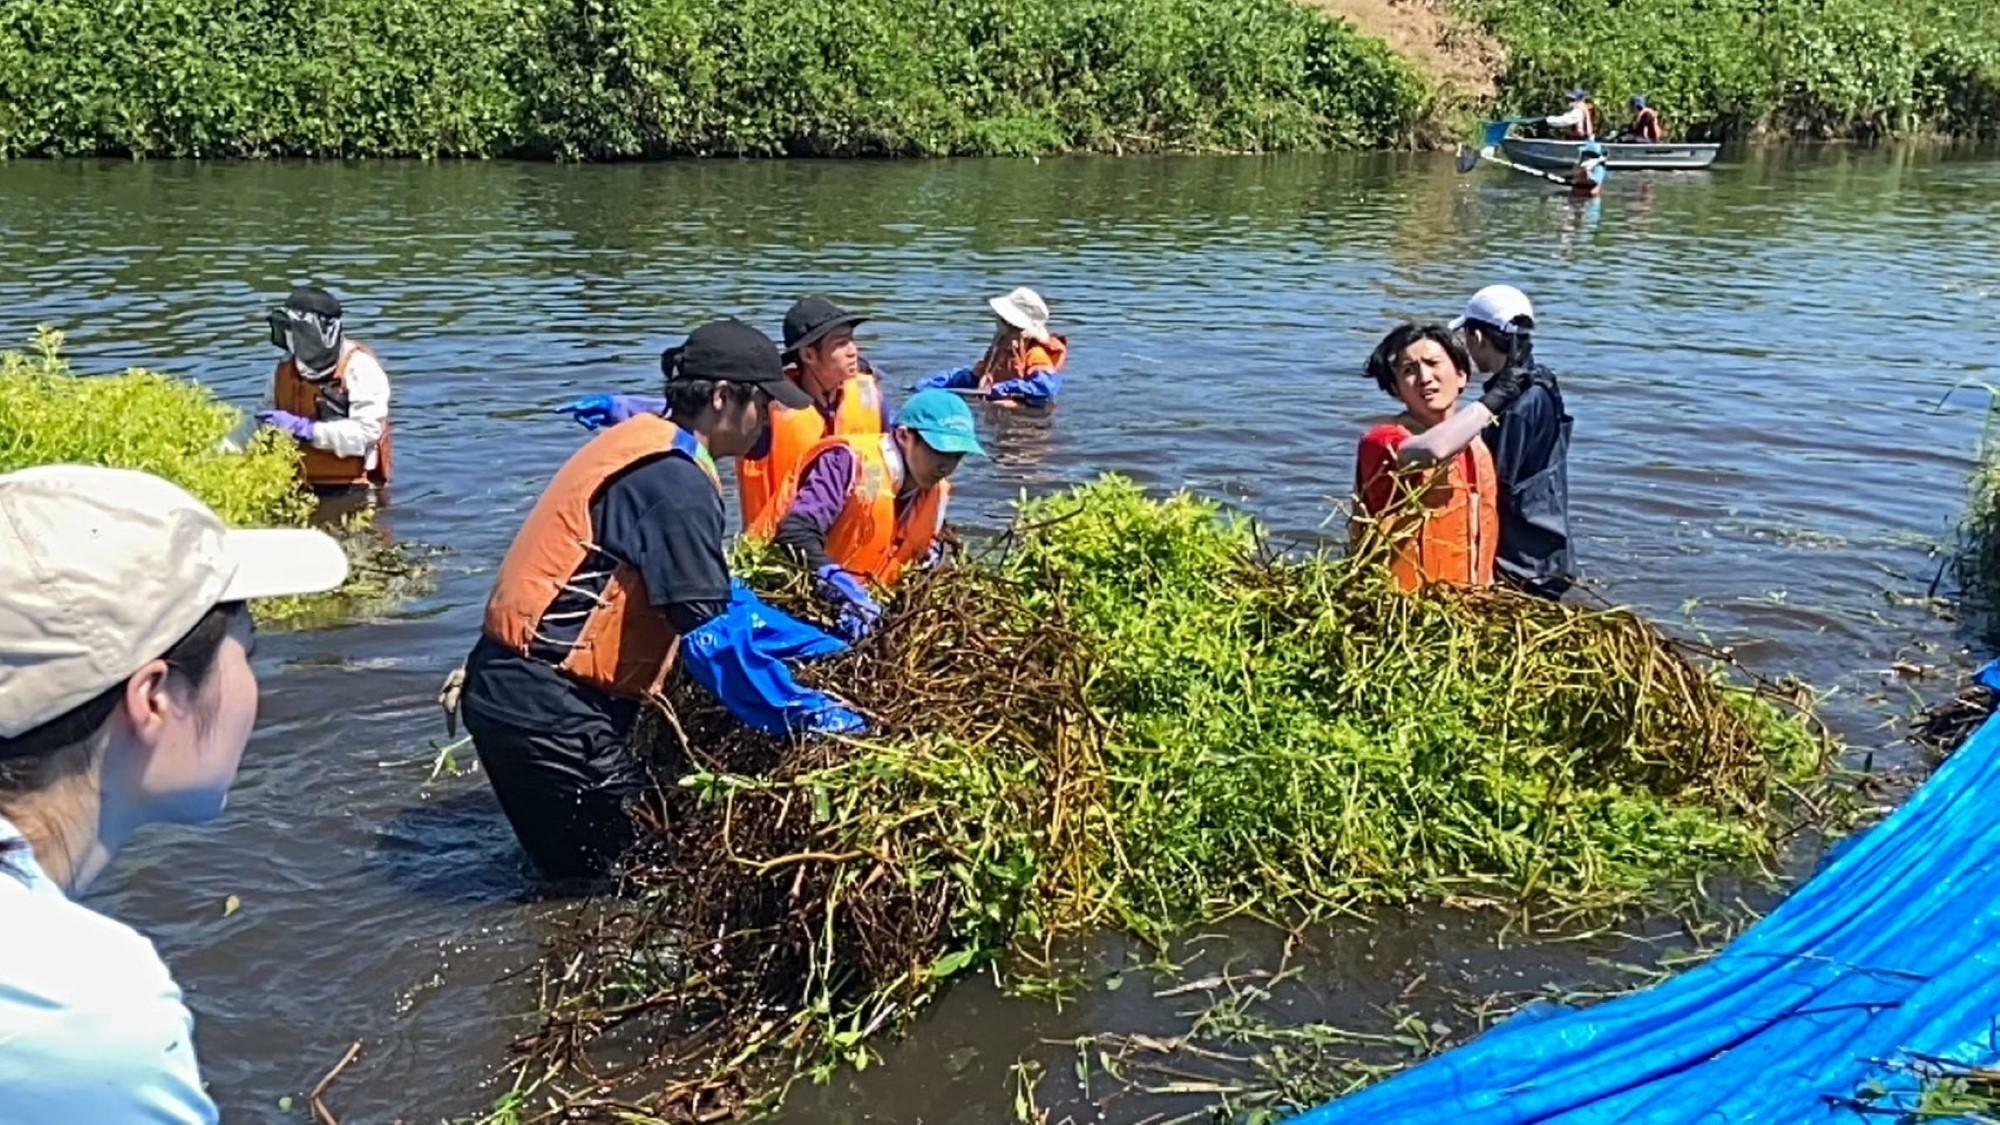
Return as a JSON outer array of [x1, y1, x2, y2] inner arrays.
[[916, 287, 1069, 407], [1381, 286, 1574, 599], [460, 320, 863, 881], [1353, 323, 1499, 590], [0, 464, 348, 1122], [555, 296, 890, 529], [258, 285, 394, 495], [751, 389, 987, 640]]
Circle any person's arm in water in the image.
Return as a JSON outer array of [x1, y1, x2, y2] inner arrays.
[[1391, 367, 1528, 468], [771, 446, 861, 575], [308, 348, 388, 460]]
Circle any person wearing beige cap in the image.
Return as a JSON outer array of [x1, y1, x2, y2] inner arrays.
[[917, 286, 1070, 407], [0, 465, 346, 1122]]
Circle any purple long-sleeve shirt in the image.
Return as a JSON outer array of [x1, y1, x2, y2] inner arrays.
[[773, 442, 923, 574]]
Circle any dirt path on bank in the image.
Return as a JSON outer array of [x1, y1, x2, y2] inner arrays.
[[1305, 0, 1502, 98]]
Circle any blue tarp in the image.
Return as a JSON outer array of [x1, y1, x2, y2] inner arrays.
[[1296, 681, 2000, 1124]]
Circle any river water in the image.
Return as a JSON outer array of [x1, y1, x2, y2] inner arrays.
[[2, 147, 1998, 1121]]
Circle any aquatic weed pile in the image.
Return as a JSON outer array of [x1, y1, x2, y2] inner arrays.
[[508, 477, 1821, 1121], [0, 328, 432, 627]]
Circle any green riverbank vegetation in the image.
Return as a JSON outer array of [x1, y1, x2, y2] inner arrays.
[[0, 0, 1429, 159], [0, 328, 430, 627], [1466, 0, 2000, 140], [504, 478, 1823, 1120]]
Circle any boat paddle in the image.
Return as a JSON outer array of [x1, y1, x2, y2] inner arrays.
[[1455, 142, 1570, 186]]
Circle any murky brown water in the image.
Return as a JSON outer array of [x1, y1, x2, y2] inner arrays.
[[2, 146, 1997, 1121]]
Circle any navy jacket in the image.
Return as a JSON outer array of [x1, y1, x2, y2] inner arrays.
[[1486, 362, 1574, 596]]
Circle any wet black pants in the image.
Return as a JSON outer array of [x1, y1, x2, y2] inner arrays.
[[461, 704, 650, 882]]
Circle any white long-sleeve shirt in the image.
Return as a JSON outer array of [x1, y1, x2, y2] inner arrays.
[[271, 340, 390, 468], [1545, 106, 1595, 136]]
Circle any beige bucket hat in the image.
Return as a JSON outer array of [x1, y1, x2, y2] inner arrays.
[[988, 287, 1052, 344]]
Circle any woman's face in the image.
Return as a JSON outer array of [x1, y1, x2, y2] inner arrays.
[[124, 610, 260, 825], [1392, 337, 1468, 425]]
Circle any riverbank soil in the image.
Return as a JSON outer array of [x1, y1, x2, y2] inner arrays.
[[1304, 0, 1503, 99]]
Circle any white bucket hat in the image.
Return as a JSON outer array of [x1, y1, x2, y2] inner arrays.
[[0, 465, 348, 737], [988, 287, 1052, 344]]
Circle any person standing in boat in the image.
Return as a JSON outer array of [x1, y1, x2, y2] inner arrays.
[[1353, 324, 1499, 590], [1622, 95, 1664, 143], [257, 285, 394, 496], [1373, 285, 1573, 599], [917, 287, 1069, 408], [1544, 88, 1597, 140]]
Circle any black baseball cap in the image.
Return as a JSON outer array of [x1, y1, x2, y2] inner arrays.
[[661, 319, 811, 409], [782, 296, 868, 358]]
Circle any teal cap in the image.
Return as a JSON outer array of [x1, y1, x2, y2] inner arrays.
[[894, 389, 988, 457]]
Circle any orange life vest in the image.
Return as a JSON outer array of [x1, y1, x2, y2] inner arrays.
[[975, 334, 1068, 388], [752, 433, 948, 586], [1570, 102, 1597, 140], [1632, 107, 1662, 143], [483, 416, 719, 700], [273, 343, 394, 490], [735, 372, 883, 530], [1355, 425, 1499, 591]]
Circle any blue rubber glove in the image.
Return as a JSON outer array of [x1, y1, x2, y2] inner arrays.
[[987, 372, 1061, 405], [553, 393, 666, 431], [915, 366, 976, 392], [729, 580, 848, 663], [256, 409, 317, 443], [682, 605, 867, 736], [815, 565, 882, 643]]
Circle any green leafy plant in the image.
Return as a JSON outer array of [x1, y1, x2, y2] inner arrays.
[[0, 0, 1429, 159], [1460, 0, 2000, 140], [0, 327, 431, 628], [508, 476, 1825, 1120]]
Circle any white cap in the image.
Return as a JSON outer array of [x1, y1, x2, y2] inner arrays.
[[1451, 284, 1537, 334], [988, 286, 1053, 344], [0, 466, 349, 738]]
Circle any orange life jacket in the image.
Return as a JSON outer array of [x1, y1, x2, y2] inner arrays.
[[1356, 425, 1499, 591], [974, 334, 1068, 388], [483, 416, 719, 700], [752, 433, 948, 586], [735, 372, 883, 530], [272, 343, 394, 490], [1566, 103, 1597, 141]]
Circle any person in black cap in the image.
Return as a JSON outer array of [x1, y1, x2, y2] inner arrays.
[[735, 295, 890, 529], [553, 295, 889, 529], [455, 319, 856, 880], [258, 285, 394, 494]]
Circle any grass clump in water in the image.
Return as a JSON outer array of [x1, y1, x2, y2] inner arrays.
[[0, 327, 431, 628], [508, 476, 1823, 1121]]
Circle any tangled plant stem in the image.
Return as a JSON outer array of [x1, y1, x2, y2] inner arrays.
[[502, 477, 1826, 1122]]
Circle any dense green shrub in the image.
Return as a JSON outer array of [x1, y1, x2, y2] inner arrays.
[[1464, 0, 2000, 140], [0, 0, 1427, 158], [0, 328, 430, 627]]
